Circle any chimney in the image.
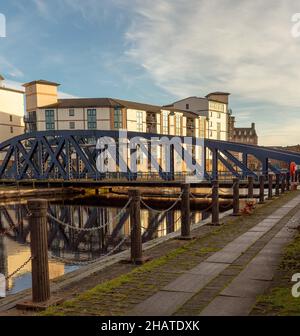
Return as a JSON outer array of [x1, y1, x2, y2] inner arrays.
[[251, 122, 255, 129], [23, 79, 60, 113]]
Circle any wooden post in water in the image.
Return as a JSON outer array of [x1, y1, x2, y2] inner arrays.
[[128, 189, 145, 264], [211, 180, 220, 226], [180, 183, 193, 239], [248, 176, 254, 199], [232, 178, 240, 216], [259, 175, 265, 204], [267, 174, 273, 200], [275, 173, 280, 197], [28, 199, 50, 303]]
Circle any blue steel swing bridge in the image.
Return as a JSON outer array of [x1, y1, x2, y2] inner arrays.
[[0, 130, 299, 184]]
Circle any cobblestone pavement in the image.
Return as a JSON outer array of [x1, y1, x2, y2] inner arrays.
[[34, 190, 300, 316]]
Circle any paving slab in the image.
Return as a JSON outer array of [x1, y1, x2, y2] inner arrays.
[[187, 262, 229, 276], [206, 251, 243, 264], [221, 277, 270, 298], [199, 296, 256, 316], [163, 273, 213, 293], [127, 291, 193, 316], [239, 263, 276, 281]]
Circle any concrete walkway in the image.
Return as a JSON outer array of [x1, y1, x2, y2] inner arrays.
[[128, 195, 300, 316]]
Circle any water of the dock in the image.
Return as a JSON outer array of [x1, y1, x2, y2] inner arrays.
[[2, 188, 299, 316]]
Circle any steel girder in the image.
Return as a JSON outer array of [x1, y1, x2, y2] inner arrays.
[[0, 130, 300, 180]]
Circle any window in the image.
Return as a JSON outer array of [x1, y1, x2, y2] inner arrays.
[[87, 109, 97, 129], [70, 121, 75, 129], [45, 109, 55, 130], [69, 109, 75, 116], [217, 112, 221, 118], [114, 107, 123, 129], [175, 115, 181, 135], [217, 122, 221, 140], [162, 112, 169, 134], [136, 111, 143, 132], [9, 115, 12, 122], [10, 126, 13, 133], [186, 104, 189, 110]]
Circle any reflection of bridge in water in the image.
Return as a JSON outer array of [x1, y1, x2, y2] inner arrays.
[[0, 200, 204, 294]]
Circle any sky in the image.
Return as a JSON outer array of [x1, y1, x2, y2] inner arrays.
[[0, 0, 300, 146]]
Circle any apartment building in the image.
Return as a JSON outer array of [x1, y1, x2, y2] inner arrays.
[[167, 92, 230, 141], [23, 80, 206, 137], [23, 79, 206, 173], [228, 117, 258, 145], [0, 74, 25, 143]]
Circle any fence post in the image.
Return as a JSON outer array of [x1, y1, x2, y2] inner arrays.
[[180, 183, 193, 239], [275, 173, 280, 197], [128, 189, 146, 265], [28, 199, 50, 303], [232, 178, 240, 216], [211, 180, 220, 226], [267, 174, 273, 200], [248, 176, 254, 198]]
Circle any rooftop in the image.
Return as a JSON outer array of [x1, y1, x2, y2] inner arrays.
[[23, 79, 60, 87]]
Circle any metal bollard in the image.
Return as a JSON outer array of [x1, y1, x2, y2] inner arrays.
[[267, 174, 273, 200], [211, 180, 220, 226], [28, 199, 50, 303], [248, 176, 254, 199], [259, 175, 265, 204], [128, 189, 145, 264], [232, 178, 240, 216], [275, 173, 280, 197], [180, 183, 193, 239]]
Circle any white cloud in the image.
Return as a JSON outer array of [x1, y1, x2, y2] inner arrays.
[[124, 0, 300, 107], [0, 56, 24, 78]]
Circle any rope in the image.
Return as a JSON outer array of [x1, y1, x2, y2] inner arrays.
[[5, 256, 33, 280], [48, 234, 129, 265], [140, 191, 183, 214], [46, 198, 132, 232]]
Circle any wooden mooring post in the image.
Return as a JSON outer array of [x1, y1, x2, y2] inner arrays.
[[248, 176, 254, 199], [179, 183, 194, 239], [286, 172, 291, 191], [259, 175, 265, 204], [211, 180, 220, 226], [17, 199, 62, 310], [267, 174, 273, 200], [232, 178, 240, 216], [128, 189, 149, 264], [275, 173, 280, 197], [281, 173, 286, 194]]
